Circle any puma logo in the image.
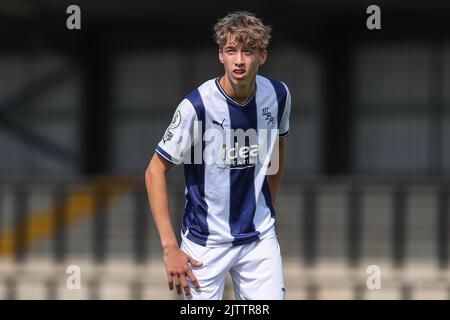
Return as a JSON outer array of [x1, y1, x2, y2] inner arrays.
[[212, 118, 225, 129]]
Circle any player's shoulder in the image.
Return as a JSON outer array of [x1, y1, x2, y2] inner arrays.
[[256, 75, 290, 96], [178, 78, 217, 115], [183, 78, 216, 101]]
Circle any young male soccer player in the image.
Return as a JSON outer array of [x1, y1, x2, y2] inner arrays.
[[145, 11, 291, 300]]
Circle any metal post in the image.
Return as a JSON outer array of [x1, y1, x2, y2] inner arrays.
[[134, 185, 149, 264], [14, 184, 28, 263], [437, 183, 449, 269], [392, 185, 407, 268], [303, 185, 317, 267], [347, 186, 362, 267], [53, 183, 67, 263], [93, 182, 107, 264]]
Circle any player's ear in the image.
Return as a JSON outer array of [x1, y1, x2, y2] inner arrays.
[[218, 48, 224, 64], [258, 49, 267, 66]]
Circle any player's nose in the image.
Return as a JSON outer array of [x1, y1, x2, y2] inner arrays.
[[235, 52, 244, 65]]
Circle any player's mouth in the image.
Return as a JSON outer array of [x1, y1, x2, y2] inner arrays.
[[232, 69, 246, 79]]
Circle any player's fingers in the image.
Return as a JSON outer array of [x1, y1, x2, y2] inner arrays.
[[167, 272, 174, 291], [174, 274, 181, 295], [186, 270, 201, 292], [180, 274, 191, 298], [188, 256, 203, 267]]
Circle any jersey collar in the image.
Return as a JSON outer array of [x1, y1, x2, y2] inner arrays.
[[215, 76, 257, 107]]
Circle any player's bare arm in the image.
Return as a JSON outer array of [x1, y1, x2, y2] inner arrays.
[[267, 136, 287, 208], [145, 153, 202, 297]]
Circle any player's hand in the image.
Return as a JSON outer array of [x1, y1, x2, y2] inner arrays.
[[163, 246, 203, 298]]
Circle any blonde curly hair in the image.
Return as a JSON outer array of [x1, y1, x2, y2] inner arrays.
[[213, 11, 272, 50]]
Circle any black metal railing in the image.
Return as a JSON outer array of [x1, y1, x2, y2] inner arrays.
[[0, 176, 448, 268]]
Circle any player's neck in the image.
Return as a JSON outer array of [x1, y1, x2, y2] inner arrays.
[[220, 74, 255, 105]]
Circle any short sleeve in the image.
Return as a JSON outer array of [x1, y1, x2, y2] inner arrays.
[[155, 99, 197, 165], [279, 83, 291, 138]]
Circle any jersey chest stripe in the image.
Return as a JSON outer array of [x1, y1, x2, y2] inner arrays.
[[269, 79, 287, 130], [226, 96, 259, 245], [182, 89, 209, 244]]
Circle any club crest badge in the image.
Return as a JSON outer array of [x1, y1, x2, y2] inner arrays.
[[262, 107, 274, 126], [169, 110, 181, 129]]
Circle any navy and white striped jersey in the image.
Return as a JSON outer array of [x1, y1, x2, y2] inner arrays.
[[155, 75, 291, 247]]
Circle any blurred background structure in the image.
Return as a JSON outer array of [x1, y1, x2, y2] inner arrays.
[[0, 0, 449, 299]]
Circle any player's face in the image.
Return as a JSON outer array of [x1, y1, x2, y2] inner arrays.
[[219, 38, 267, 87]]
